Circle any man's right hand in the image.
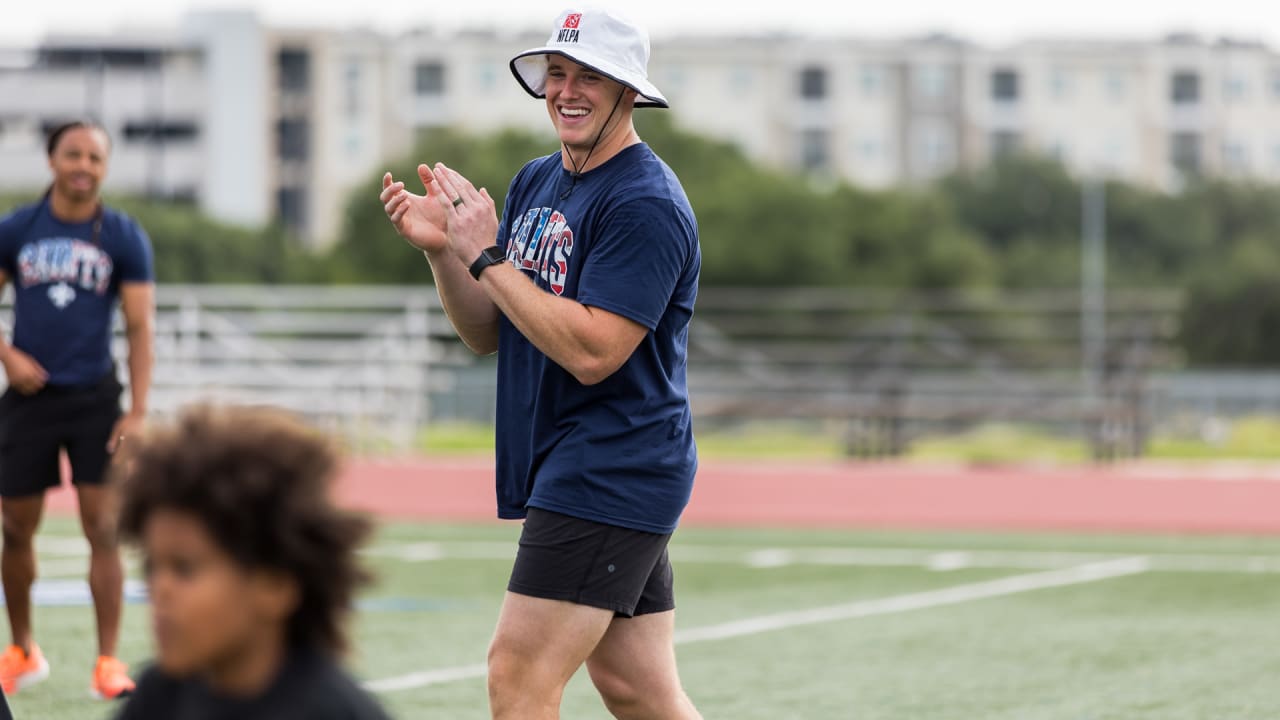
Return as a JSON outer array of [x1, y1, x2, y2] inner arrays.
[[381, 164, 449, 254], [1, 347, 47, 395]]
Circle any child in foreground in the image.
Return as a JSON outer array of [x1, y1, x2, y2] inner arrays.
[[112, 404, 392, 719]]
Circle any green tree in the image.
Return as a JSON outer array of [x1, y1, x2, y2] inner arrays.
[[1182, 233, 1280, 365], [323, 128, 555, 284]]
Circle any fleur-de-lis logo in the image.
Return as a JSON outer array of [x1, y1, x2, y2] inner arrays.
[[47, 282, 76, 309]]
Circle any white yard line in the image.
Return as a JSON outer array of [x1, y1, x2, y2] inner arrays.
[[364, 557, 1148, 694], [672, 557, 1148, 644], [359, 540, 1280, 574], [32, 558, 92, 579], [43, 532, 1280, 576], [364, 663, 491, 693]]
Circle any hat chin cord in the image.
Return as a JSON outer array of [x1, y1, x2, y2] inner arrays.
[[560, 88, 626, 201]]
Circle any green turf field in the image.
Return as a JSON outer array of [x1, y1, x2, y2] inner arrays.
[[10, 517, 1280, 719]]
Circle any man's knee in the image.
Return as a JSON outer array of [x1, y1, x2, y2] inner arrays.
[[589, 662, 695, 720], [590, 663, 645, 714], [78, 504, 119, 551], [487, 639, 562, 716], [486, 637, 531, 699], [81, 520, 118, 552], [1, 512, 39, 550]]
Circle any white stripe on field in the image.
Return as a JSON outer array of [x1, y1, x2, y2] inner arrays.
[[358, 540, 1280, 575], [41, 533, 1280, 576], [363, 556, 1148, 694], [672, 557, 1148, 644], [365, 663, 490, 692]]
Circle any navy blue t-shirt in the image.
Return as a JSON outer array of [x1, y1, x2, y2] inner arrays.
[[493, 143, 700, 534], [0, 199, 154, 387]]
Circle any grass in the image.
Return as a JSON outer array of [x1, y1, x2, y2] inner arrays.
[[11, 517, 1280, 719], [908, 423, 1090, 464], [1146, 415, 1280, 460], [408, 416, 1280, 463]]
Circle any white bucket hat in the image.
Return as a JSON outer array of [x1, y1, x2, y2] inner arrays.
[[510, 8, 668, 109]]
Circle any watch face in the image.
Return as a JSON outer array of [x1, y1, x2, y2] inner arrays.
[[471, 245, 506, 280]]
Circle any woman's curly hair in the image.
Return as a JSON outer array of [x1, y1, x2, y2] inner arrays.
[[115, 404, 374, 656]]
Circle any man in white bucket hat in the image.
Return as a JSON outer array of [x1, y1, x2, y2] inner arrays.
[[379, 7, 702, 719]]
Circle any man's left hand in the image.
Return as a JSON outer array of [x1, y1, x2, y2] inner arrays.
[[430, 163, 501, 268]]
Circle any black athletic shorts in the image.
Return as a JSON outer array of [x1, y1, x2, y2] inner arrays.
[[508, 507, 676, 618], [0, 372, 123, 498]]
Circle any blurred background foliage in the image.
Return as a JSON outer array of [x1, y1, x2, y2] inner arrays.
[[4, 113, 1280, 365]]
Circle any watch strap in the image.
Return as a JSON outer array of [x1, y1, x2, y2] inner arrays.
[[468, 245, 506, 281]]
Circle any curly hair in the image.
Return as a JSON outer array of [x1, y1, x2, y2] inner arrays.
[[115, 404, 374, 656]]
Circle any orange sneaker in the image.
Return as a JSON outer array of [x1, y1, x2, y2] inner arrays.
[[0, 643, 49, 694], [90, 655, 135, 700]]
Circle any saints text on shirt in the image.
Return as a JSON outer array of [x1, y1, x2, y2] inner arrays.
[[17, 238, 114, 294]]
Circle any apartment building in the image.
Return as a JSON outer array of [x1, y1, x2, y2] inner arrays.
[[0, 11, 408, 248], [4, 14, 1280, 247]]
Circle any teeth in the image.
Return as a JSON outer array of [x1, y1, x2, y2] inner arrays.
[[561, 108, 588, 117]]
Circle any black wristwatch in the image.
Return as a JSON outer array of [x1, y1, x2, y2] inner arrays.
[[468, 245, 506, 280]]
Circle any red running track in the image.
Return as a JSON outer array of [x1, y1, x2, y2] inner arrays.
[[40, 457, 1280, 534]]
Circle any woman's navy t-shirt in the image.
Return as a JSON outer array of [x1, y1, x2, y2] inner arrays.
[[0, 200, 153, 387], [493, 143, 700, 534]]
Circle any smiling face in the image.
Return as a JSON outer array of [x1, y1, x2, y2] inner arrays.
[[543, 55, 637, 161], [142, 509, 296, 681], [47, 126, 110, 205]]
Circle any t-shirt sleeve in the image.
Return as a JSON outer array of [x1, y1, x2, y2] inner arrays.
[[575, 197, 695, 331], [0, 211, 23, 277], [116, 216, 155, 283]]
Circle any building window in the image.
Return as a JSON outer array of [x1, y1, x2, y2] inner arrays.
[[800, 129, 829, 171], [415, 61, 445, 96], [1102, 137, 1127, 172], [858, 137, 881, 162], [913, 64, 948, 101], [344, 60, 361, 118], [799, 66, 827, 100], [1223, 73, 1247, 102], [476, 62, 497, 92], [1222, 141, 1249, 171], [1106, 68, 1127, 101], [1170, 132, 1201, 175], [1171, 71, 1200, 104], [277, 118, 309, 161], [122, 120, 198, 143], [277, 186, 307, 234], [41, 47, 160, 70], [913, 122, 955, 175], [278, 48, 309, 93], [991, 69, 1019, 102], [860, 64, 883, 98], [729, 67, 752, 95], [1049, 67, 1071, 99]]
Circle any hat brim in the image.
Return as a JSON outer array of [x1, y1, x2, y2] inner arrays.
[[510, 49, 669, 109]]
